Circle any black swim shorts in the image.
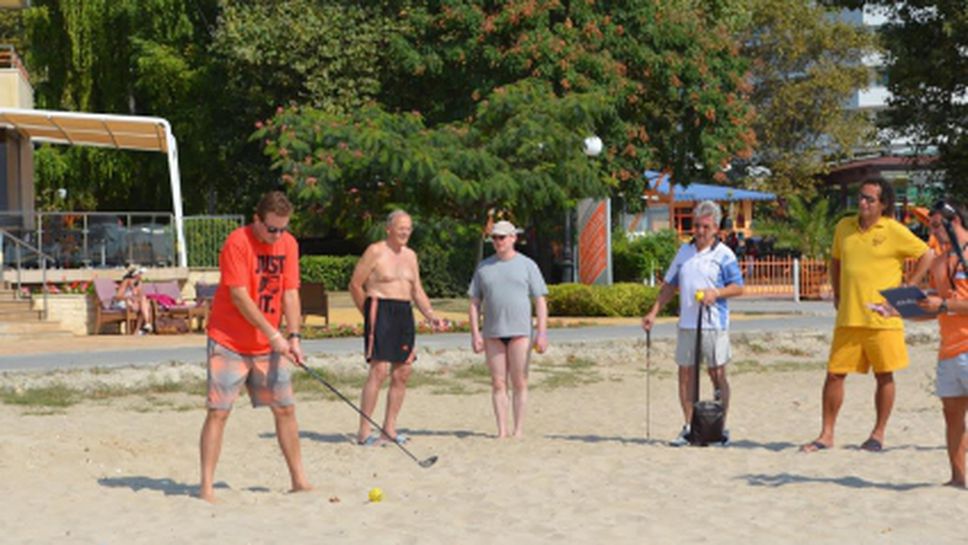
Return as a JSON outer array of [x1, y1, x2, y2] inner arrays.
[[363, 297, 416, 364]]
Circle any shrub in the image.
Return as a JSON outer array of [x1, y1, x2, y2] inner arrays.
[[300, 255, 358, 289], [546, 283, 609, 316], [547, 282, 669, 317], [612, 228, 680, 282], [409, 217, 479, 298]]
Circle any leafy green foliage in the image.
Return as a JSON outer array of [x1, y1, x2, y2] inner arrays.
[[254, 80, 610, 237], [547, 282, 663, 317], [754, 195, 844, 259], [23, 0, 220, 212], [256, 0, 758, 237], [612, 228, 680, 282], [824, 1, 967, 200], [741, 0, 877, 198], [210, 0, 396, 115], [408, 216, 480, 298], [299, 255, 358, 289]]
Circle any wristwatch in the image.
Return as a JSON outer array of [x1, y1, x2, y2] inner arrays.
[[939, 299, 948, 314], [287, 332, 301, 340]]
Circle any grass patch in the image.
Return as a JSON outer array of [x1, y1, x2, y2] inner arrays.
[[429, 383, 485, 395], [293, 367, 365, 396], [0, 376, 209, 410], [730, 359, 826, 374], [452, 364, 492, 384], [533, 355, 602, 390], [0, 384, 80, 408]]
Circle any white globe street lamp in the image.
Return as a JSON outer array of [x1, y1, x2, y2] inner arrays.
[[582, 135, 603, 157]]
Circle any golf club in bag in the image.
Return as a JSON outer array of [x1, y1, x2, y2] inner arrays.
[[688, 291, 726, 446], [297, 361, 438, 468]]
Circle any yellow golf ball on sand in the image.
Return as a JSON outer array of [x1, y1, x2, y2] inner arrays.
[[368, 487, 384, 503]]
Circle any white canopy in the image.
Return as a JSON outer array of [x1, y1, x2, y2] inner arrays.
[[0, 107, 187, 267]]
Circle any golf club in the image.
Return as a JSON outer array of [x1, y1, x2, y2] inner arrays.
[[646, 329, 652, 439], [297, 360, 438, 468]]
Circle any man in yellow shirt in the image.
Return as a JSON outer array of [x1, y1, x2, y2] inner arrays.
[[801, 178, 934, 453]]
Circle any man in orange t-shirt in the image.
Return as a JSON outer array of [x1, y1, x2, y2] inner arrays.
[[917, 201, 968, 488], [199, 191, 311, 503]]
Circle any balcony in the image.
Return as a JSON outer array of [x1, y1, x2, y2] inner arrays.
[[0, 45, 32, 109]]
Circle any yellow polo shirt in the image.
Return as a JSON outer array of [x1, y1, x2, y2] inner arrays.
[[833, 215, 928, 329]]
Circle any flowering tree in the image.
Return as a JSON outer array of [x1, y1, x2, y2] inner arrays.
[[257, 0, 756, 240]]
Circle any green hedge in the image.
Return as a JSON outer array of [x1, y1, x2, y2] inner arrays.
[[547, 282, 674, 317], [612, 228, 679, 283], [300, 255, 358, 289]]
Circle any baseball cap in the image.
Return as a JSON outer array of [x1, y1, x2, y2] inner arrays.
[[490, 220, 517, 237]]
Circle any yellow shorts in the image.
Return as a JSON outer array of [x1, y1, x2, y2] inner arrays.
[[827, 327, 909, 374]]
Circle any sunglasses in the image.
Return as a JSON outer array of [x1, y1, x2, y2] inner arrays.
[[491, 234, 508, 241], [264, 224, 288, 234], [857, 193, 879, 204]]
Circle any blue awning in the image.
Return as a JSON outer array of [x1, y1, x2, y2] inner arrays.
[[644, 170, 775, 202]]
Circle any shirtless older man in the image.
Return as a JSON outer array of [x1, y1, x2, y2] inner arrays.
[[349, 210, 442, 445]]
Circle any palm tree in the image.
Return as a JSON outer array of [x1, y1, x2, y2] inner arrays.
[[756, 195, 841, 259]]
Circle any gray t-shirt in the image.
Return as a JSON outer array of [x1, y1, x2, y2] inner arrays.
[[468, 253, 549, 338]]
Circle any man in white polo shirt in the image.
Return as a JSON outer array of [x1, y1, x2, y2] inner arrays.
[[642, 200, 745, 446]]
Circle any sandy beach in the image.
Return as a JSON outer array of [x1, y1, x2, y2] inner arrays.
[[1, 321, 965, 544]]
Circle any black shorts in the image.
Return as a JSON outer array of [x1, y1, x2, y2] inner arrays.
[[364, 297, 416, 364]]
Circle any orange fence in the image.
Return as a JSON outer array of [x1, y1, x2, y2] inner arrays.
[[738, 257, 830, 300], [738, 257, 922, 300]]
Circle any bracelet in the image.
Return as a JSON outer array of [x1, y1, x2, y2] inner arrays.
[[270, 331, 283, 340], [287, 332, 301, 340]]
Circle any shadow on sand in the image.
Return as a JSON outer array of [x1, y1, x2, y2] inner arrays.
[[741, 472, 935, 491], [97, 476, 253, 497], [544, 434, 661, 446]]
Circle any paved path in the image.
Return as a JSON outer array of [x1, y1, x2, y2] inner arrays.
[[0, 300, 835, 373]]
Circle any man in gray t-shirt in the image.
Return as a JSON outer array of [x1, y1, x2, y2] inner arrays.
[[469, 220, 549, 438]]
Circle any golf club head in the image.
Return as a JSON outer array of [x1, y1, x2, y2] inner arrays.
[[419, 455, 438, 468]]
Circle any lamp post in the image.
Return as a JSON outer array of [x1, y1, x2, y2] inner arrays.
[[561, 135, 603, 283], [561, 211, 574, 282]]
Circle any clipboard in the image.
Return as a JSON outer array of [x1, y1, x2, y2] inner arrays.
[[878, 286, 934, 319]]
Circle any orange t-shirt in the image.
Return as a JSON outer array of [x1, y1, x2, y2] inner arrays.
[[207, 225, 300, 355], [931, 252, 968, 361]]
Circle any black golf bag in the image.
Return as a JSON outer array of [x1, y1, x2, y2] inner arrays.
[[688, 302, 726, 446]]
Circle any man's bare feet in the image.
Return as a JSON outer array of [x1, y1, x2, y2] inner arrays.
[[198, 487, 218, 504], [799, 440, 831, 453], [942, 479, 966, 488], [290, 483, 314, 494]]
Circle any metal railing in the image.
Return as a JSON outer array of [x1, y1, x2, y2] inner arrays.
[[0, 227, 52, 318], [738, 256, 923, 301], [184, 215, 244, 267], [0, 212, 243, 269], [0, 44, 30, 83]]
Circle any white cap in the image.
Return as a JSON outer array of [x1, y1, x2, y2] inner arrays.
[[490, 220, 517, 237]]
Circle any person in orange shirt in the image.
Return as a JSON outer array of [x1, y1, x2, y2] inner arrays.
[[198, 191, 311, 503], [916, 201, 968, 488]]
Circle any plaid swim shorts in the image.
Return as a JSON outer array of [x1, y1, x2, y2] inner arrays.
[[206, 338, 294, 409]]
